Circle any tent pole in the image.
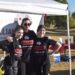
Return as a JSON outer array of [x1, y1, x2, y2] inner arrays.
[[67, 6, 72, 75]]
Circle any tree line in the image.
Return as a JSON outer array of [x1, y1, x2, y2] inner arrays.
[[45, 0, 75, 29]]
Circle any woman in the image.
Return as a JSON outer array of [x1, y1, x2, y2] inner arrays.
[[19, 17, 36, 75], [31, 25, 61, 75]]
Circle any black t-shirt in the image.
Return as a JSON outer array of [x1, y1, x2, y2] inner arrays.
[[0, 39, 22, 60], [13, 38, 22, 60], [32, 37, 56, 53], [31, 37, 56, 63], [20, 30, 36, 62]]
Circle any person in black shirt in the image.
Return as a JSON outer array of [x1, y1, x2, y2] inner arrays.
[[19, 17, 36, 75], [31, 25, 61, 75], [0, 26, 24, 75]]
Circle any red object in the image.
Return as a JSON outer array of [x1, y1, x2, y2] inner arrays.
[[64, 43, 75, 49], [49, 45, 64, 53], [59, 44, 65, 53], [49, 43, 75, 53]]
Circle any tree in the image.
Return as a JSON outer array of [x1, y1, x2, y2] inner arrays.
[[55, 16, 67, 29], [45, 16, 55, 28], [72, 12, 75, 18], [69, 16, 75, 28], [54, 0, 67, 4], [45, 15, 67, 29]]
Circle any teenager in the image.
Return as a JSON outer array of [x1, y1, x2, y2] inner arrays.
[[0, 26, 24, 75], [31, 25, 61, 75]]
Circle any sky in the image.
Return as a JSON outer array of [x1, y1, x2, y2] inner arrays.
[[68, 0, 75, 13]]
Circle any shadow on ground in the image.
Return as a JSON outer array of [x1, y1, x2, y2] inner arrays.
[[50, 69, 75, 75]]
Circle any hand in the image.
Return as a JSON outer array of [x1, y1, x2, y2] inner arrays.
[[6, 36, 13, 42]]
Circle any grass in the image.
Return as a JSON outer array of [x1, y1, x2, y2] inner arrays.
[[48, 49, 75, 75]]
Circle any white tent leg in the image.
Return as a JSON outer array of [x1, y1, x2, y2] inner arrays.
[[67, 9, 72, 75]]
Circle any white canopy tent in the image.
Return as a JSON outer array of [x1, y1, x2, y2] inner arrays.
[[0, 0, 72, 75], [0, 0, 67, 15]]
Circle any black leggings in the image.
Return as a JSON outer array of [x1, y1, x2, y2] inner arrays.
[[3, 55, 19, 75], [21, 61, 32, 75], [31, 54, 49, 75]]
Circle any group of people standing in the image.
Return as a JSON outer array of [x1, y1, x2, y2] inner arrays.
[[0, 17, 61, 75]]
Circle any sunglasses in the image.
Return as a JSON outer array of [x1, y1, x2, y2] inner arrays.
[[24, 23, 31, 26]]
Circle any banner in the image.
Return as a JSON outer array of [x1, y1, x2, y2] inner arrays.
[[0, 12, 42, 41]]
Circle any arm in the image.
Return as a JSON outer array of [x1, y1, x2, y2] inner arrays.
[[0, 40, 10, 52], [48, 39, 62, 54], [6, 36, 13, 43], [54, 41, 62, 53]]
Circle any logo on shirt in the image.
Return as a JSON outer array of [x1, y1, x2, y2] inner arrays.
[[24, 36, 29, 39], [36, 41, 41, 45], [18, 45, 22, 48]]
